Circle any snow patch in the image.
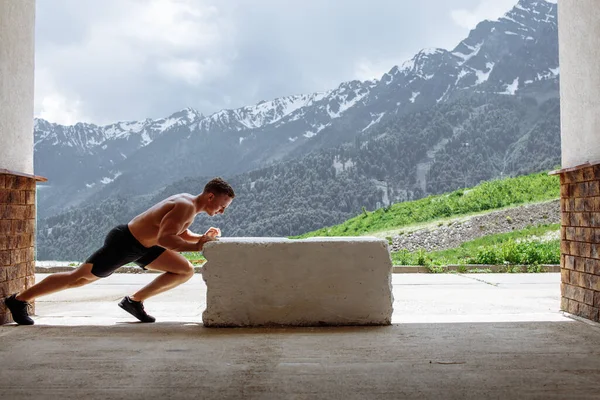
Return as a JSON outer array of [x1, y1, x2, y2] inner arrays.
[[475, 62, 495, 84], [327, 89, 368, 119], [501, 78, 520, 95], [122, 121, 145, 133], [537, 67, 560, 81], [362, 112, 385, 132], [186, 109, 197, 121], [436, 85, 451, 103], [288, 110, 306, 122], [409, 92, 420, 103], [100, 171, 122, 184], [141, 131, 151, 146], [455, 69, 468, 85], [303, 123, 330, 138], [500, 15, 527, 28], [453, 42, 482, 64], [233, 94, 319, 129], [400, 59, 415, 72], [155, 117, 179, 132]]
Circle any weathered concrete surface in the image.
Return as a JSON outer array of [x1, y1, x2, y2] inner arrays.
[[2, 273, 599, 399], [201, 237, 393, 327], [22, 273, 567, 326], [1, 321, 599, 400]]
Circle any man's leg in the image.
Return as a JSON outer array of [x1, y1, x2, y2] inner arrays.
[[117, 250, 193, 323], [5, 263, 99, 325], [16, 263, 99, 302], [131, 250, 194, 301]]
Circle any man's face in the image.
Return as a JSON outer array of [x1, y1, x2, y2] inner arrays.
[[207, 193, 233, 216]]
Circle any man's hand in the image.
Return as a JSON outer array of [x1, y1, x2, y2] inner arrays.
[[204, 227, 221, 239], [196, 234, 218, 252]]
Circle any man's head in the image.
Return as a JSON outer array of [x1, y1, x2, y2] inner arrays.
[[202, 177, 235, 216]]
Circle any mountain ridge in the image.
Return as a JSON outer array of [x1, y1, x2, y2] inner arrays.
[[35, 0, 563, 260]]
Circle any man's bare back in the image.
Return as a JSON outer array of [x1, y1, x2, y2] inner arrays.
[[129, 193, 202, 248]]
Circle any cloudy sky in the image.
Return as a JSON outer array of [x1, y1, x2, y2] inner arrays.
[[35, 0, 519, 125]]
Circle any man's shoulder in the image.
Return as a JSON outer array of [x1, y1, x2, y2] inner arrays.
[[167, 195, 195, 210]]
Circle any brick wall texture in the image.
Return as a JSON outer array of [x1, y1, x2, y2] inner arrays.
[[0, 173, 36, 324], [560, 165, 600, 322]]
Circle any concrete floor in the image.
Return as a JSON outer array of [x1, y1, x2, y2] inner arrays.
[[1, 273, 599, 399]]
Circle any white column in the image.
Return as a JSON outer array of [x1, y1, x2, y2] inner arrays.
[[558, 0, 600, 168], [0, 0, 36, 174]]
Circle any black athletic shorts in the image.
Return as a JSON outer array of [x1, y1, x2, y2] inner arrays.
[[85, 224, 167, 278]]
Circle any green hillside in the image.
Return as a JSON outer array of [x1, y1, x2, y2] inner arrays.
[[296, 171, 560, 238], [391, 224, 560, 268]]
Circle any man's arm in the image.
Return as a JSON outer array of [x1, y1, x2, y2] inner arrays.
[[178, 229, 202, 243], [156, 202, 212, 252], [179, 227, 221, 242]]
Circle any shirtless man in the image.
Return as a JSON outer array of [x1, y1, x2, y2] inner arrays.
[[3, 177, 235, 325]]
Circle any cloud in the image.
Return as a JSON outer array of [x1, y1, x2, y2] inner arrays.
[[35, 0, 517, 125], [353, 56, 412, 81], [35, 68, 87, 125], [35, 0, 235, 125], [451, 0, 518, 29], [157, 58, 228, 85]]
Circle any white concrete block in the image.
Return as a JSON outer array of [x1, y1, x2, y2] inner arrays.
[[201, 237, 394, 327]]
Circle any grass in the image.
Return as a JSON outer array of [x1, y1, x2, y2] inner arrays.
[[295, 171, 559, 239], [182, 252, 206, 264], [390, 223, 560, 267]]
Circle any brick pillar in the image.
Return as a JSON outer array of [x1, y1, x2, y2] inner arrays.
[[0, 172, 37, 324], [558, 163, 600, 322]]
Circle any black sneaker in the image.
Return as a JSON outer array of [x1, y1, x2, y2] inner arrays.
[[118, 296, 155, 323], [4, 294, 34, 325]]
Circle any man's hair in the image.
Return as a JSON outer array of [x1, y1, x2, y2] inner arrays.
[[204, 177, 235, 198]]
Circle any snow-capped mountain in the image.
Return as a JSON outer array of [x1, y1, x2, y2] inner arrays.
[[34, 107, 203, 186], [35, 0, 559, 218], [363, 0, 558, 107], [198, 93, 331, 132], [35, 107, 202, 152]]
